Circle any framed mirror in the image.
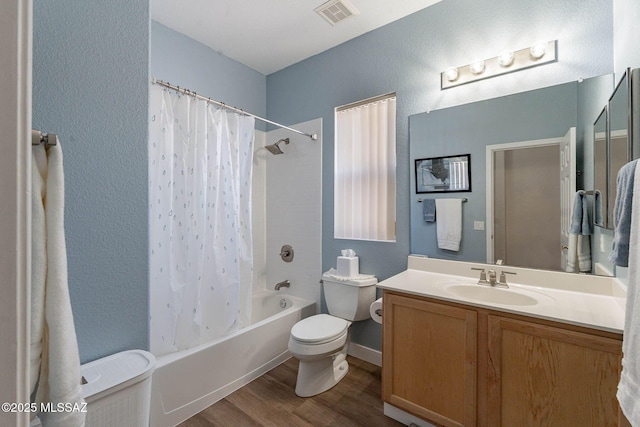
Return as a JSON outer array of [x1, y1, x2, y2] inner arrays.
[[593, 107, 607, 228], [607, 69, 631, 228]]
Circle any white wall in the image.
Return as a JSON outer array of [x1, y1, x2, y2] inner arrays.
[[265, 119, 323, 311], [614, 0, 640, 77]]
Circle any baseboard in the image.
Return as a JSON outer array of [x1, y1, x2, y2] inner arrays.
[[347, 342, 381, 367], [384, 403, 436, 427]]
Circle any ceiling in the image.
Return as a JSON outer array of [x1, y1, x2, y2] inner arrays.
[[151, 0, 442, 75]]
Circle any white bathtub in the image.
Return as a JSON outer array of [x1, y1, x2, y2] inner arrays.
[[149, 291, 315, 426]]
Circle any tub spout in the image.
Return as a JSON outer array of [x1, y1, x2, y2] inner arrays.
[[275, 280, 290, 291]]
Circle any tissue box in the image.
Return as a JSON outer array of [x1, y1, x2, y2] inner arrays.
[[337, 256, 359, 277]]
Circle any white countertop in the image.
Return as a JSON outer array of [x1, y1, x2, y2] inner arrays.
[[377, 256, 626, 334]]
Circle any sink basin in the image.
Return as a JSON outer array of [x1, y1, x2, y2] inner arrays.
[[445, 284, 542, 306]]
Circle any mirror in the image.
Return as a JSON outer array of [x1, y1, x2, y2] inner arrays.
[[409, 75, 614, 275], [607, 70, 631, 228], [593, 107, 607, 228]]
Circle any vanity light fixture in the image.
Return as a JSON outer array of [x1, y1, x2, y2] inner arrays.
[[441, 40, 557, 89]]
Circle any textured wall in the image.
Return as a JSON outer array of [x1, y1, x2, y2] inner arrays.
[[614, 0, 640, 76], [32, 1, 150, 363], [151, 21, 267, 130], [266, 0, 613, 351]]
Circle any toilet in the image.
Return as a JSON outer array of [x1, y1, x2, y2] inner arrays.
[[288, 272, 377, 397]]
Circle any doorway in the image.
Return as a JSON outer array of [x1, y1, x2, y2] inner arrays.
[[486, 129, 575, 271]]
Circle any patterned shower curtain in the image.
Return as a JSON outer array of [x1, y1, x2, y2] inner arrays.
[[149, 85, 254, 355]]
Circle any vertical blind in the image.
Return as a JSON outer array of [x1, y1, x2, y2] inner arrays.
[[334, 94, 396, 241]]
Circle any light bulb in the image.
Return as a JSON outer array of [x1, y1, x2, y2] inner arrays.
[[498, 50, 514, 67], [530, 41, 547, 59], [470, 60, 485, 75], [444, 67, 459, 82]]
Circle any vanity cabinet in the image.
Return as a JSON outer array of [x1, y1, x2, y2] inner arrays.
[[381, 292, 477, 427], [487, 315, 622, 426], [382, 290, 625, 427]]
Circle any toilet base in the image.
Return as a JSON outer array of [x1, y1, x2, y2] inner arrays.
[[294, 349, 349, 397]]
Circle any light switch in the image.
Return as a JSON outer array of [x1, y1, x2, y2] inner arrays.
[[474, 221, 485, 231]]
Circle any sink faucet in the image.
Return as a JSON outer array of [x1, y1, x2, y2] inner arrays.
[[487, 269, 497, 286], [471, 268, 515, 288], [275, 280, 290, 291]]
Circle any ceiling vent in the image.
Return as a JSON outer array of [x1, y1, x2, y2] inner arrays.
[[315, 0, 360, 26]]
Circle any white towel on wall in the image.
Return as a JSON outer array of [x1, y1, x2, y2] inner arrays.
[[32, 143, 86, 427], [435, 198, 462, 251], [618, 161, 640, 426]]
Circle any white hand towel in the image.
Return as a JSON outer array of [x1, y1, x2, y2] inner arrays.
[[618, 161, 640, 426], [32, 143, 86, 427], [435, 198, 462, 251]]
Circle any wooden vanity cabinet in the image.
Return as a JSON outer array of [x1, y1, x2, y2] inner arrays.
[[487, 315, 622, 426], [382, 292, 478, 427], [382, 290, 625, 427]]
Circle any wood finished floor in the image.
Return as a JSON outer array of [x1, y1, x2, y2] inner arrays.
[[179, 356, 404, 427]]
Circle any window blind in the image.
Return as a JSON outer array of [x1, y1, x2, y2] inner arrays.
[[334, 94, 396, 241]]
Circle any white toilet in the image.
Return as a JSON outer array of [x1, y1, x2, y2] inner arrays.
[[288, 272, 377, 397]]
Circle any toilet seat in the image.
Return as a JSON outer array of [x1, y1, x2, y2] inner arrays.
[[290, 314, 349, 344]]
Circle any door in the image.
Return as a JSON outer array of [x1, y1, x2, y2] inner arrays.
[[487, 128, 575, 271], [0, 1, 32, 426], [560, 128, 577, 270]]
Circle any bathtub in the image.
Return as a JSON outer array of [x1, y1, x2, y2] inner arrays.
[[149, 291, 315, 426]]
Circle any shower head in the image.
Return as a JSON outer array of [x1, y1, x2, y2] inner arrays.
[[265, 138, 289, 155]]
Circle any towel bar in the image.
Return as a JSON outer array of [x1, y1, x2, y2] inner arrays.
[[417, 198, 467, 203]]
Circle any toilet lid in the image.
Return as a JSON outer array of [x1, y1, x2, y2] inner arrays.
[[291, 314, 349, 343]]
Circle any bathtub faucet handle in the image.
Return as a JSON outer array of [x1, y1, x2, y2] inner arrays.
[[275, 280, 290, 291], [280, 244, 294, 262]]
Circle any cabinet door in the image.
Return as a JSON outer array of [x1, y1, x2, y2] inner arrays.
[[487, 316, 622, 426], [382, 293, 477, 427]]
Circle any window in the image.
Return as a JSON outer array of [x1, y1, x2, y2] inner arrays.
[[334, 93, 396, 241]]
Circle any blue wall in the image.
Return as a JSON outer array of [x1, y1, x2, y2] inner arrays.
[[267, 0, 613, 350], [151, 21, 267, 130], [32, 1, 150, 363], [31, 0, 615, 360]]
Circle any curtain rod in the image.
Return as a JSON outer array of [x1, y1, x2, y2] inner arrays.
[[152, 78, 318, 141]]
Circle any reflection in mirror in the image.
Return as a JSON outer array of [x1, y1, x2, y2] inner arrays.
[[490, 141, 563, 271], [409, 75, 615, 276], [608, 70, 631, 228], [593, 107, 607, 228]]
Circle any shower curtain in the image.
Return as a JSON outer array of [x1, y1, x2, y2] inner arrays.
[[149, 85, 254, 355]]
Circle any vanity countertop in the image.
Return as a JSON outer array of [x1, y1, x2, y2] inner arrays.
[[377, 255, 626, 334]]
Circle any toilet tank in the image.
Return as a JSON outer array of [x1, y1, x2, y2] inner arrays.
[[322, 273, 377, 321]]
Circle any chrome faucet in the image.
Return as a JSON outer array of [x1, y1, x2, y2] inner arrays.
[[471, 268, 515, 288], [487, 269, 497, 286], [275, 280, 290, 291]]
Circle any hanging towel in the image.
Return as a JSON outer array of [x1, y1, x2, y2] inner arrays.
[[566, 190, 592, 273], [610, 160, 638, 267], [618, 160, 640, 426], [423, 199, 436, 222], [31, 143, 86, 427], [435, 198, 462, 251]]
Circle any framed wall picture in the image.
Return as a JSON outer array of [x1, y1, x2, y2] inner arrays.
[[415, 154, 471, 193]]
